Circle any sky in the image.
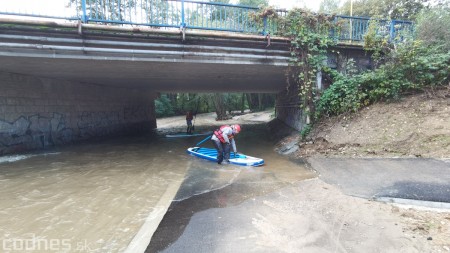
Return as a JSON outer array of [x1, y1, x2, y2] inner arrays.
[[1, 0, 71, 16], [268, 0, 321, 11]]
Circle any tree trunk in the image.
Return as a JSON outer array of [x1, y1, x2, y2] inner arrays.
[[246, 93, 259, 112], [241, 93, 245, 113], [258, 93, 263, 111], [213, 93, 227, 120]]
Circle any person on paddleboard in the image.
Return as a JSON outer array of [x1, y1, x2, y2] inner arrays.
[[186, 110, 194, 134], [211, 124, 241, 164]]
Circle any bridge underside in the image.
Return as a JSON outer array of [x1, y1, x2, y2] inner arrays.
[[0, 21, 290, 93], [0, 56, 286, 93]]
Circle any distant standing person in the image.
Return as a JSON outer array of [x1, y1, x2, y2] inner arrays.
[[211, 124, 241, 164], [186, 110, 194, 134]]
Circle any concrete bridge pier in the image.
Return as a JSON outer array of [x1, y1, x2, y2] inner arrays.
[[0, 72, 156, 155], [276, 84, 307, 131], [275, 46, 373, 131]]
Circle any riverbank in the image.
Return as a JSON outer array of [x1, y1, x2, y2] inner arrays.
[[290, 91, 450, 159], [156, 110, 274, 133]]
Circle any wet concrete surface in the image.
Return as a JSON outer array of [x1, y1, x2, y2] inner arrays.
[[308, 158, 450, 203], [146, 156, 315, 252], [147, 156, 449, 253]]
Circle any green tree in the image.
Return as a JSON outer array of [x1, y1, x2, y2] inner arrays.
[[416, 3, 450, 51], [144, 0, 173, 25], [319, 0, 341, 14], [155, 94, 175, 118], [339, 0, 429, 20], [213, 93, 227, 120], [390, 0, 429, 20], [67, 0, 137, 21], [67, 0, 176, 25]]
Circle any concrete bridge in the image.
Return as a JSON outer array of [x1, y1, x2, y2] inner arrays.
[[0, 17, 371, 155]]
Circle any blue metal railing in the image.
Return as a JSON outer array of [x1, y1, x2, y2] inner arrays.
[[0, 0, 413, 42], [335, 15, 414, 42], [76, 0, 286, 34]]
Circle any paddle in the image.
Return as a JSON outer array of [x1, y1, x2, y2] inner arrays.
[[196, 135, 212, 146], [192, 97, 200, 132]]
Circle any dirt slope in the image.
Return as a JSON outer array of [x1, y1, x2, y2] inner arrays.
[[294, 90, 450, 159]]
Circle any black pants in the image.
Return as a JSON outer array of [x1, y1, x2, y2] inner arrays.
[[212, 139, 230, 164], [186, 120, 193, 134]]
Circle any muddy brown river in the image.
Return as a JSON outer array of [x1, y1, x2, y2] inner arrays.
[[0, 123, 315, 252]]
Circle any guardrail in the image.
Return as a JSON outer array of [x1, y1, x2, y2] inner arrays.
[[335, 15, 414, 42], [0, 0, 413, 42]]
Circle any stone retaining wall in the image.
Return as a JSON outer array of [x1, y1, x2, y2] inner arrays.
[[0, 72, 156, 155]]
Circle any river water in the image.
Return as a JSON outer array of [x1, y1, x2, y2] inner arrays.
[[0, 123, 315, 252]]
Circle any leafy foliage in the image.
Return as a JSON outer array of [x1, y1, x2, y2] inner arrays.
[[319, 0, 341, 14], [282, 9, 340, 119], [154, 93, 274, 119], [415, 4, 450, 52], [300, 124, 312, 140], [155, 94, 175, 118], [317, 41, 450, 116], [339, 0, 429, 20], [363, 20, 392, 66], [265, 4, 450, 123]]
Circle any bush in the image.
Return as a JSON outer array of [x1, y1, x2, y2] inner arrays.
[[300, 124, 312, 140], [317, 41, 450, 117]]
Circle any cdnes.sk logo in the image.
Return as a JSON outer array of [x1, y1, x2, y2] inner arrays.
[[2, 234, 92, 251]]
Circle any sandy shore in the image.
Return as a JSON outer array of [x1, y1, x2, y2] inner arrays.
[[157, 110, 274, 131]]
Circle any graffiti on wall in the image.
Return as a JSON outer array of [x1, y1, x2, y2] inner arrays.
[[0, 113, 73, 154], [77, 111, 121, 139], [0, 105, 153, 155]]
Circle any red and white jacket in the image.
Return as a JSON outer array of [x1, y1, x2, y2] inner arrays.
[[211, 125, 237, 152]]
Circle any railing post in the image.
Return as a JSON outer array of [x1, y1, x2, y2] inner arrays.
[[389, 20, 396, 42], [349, 17, 353, 42], [262, 16, 267, 35], [81, 0, 88, 23], [118, 0, 121, 21], [181, 0, 186, 28], [331, 16, 337, 41]]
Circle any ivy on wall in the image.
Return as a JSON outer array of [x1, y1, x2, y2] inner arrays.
[[282, 9, 341, 123]]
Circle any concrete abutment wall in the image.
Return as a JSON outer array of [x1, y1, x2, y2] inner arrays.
[[0, 72, 156, 155], [276, 84, 306, 131]]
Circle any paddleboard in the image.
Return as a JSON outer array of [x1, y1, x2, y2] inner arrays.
[[165, 132, 212, 138], [187, 147, 264, 166]]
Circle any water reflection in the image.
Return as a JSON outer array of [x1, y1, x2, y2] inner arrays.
[[0, 136, 189, 252]]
